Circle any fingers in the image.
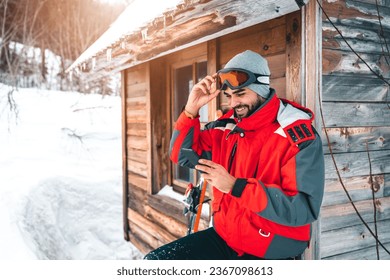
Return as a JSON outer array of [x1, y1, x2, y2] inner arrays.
[[195, 159, 220, 175], [186, 74, 220, 113], [198, 159, 216, 167], [196, 75, 216, 95]]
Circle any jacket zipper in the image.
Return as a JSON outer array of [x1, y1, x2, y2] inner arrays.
[[228, 141, 237, 173]]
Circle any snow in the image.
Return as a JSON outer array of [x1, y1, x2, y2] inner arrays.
[[0, 84, 144, 260]]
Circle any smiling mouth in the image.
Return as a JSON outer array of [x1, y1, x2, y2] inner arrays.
[[234, 106, 247, 113]]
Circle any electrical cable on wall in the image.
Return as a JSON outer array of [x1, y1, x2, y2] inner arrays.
[[316, 0, 390, 257]]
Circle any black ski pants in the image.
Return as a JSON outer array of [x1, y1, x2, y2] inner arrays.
[[143, 227, 263, 260]]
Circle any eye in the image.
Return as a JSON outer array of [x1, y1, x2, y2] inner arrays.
[[223, 92, 232, 99]]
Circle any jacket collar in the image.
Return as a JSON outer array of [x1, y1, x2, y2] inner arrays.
[[221, 89, 280, 131]]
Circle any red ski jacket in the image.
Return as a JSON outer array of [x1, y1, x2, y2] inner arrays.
[[170, 91, 325, 259]]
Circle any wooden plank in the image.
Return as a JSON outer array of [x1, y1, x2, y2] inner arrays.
[[257, 23, 287, 56], [144, 205, 188, 238], [126, 108, 146, 119], [322, 49, 390, 76], [322, 0, 390, 31], [128, 231, 150, 255], [126, 114, 147, 123], [270, 77, 286, 99], [267, 53, 287, 80], [126, 118, 147, 124], [321, 127, 390, 154], [165, 43, 207, 65], [321, 196, 390, 231], [127, 123, 147, 137], [320, 219, 390, 258], [129, 220, 166, 251], [322, 26, 390, 55], [148, 193, 188, 225], [126, 67, 148, 85], [127, 135, 148, 151], [126, 99, 146, 112], [323, 242, 390, 260], [127, 95, 147, 105], [129, 208, 177, 244], [126, 82, 148, 97], [321, 0, 379, 23], [128, 172, 148, 190], [323, 175, 385, 207], [285, 11, 302, 103], [128, 184, 148, 214], [322, 21, 390, 47], [218, 16, 286, 65], [127, 148, 148, 164], [127, 159, 148, 178], [322, 75, 389, 102], [322, 102, 390, 127], [324, 150, 390, 179]]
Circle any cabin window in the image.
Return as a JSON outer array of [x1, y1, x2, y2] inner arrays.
[[172, 60, 208, 192]]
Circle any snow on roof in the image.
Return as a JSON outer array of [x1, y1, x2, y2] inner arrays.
[[68, 0, 310, 76], [67, 0, 183, 72]]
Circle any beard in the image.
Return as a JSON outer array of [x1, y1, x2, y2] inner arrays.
[[233, 96, 263, 119]]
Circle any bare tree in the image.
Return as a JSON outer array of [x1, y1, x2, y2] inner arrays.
[[0, 0, 125, 93]]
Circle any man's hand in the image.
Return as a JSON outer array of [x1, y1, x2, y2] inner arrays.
[[195, 159, 236, 193], [185, 74, 220, 116]]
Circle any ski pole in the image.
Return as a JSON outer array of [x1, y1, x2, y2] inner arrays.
[[192, 178, 207, 233]]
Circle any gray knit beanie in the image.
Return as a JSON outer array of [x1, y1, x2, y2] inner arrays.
[[224, 50, 271, 98]]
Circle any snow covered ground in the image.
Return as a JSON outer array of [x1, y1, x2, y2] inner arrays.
[[0, 84, 143, 260]]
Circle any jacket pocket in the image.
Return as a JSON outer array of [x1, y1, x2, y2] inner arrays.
[[238, 210, 274, 258]]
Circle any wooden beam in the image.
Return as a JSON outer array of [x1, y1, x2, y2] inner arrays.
[[286, 11, 302, 103], [207, 39, 218, 120], [145, 63, 153, 194], [302, 0, 322, 260], [121, 70, 130, 241]]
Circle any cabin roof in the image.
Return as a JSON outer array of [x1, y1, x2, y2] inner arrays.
[[67, 0, 309, 80]]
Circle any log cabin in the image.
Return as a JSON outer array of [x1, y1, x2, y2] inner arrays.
[[67, 0, 390, 259]]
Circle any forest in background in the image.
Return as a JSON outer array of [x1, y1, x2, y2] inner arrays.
[[0, 0, 129, 94]]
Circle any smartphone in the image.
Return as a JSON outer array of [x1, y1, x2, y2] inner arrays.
[[181, 148, 206, 173]]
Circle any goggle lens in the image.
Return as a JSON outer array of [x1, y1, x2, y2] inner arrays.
[[217, 71, 250, 88]]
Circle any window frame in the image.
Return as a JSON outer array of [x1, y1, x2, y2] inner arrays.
[[169, 57, 209, 193]]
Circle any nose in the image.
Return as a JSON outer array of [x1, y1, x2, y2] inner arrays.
[[230, 95, 240, 108]]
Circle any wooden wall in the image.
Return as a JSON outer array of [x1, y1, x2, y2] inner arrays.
[[124, 64, 151, 193], [217, 12, 302, 110], [320, 0, 390, 259]]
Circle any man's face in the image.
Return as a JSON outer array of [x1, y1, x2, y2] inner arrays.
[[223, 87, 264, 119]]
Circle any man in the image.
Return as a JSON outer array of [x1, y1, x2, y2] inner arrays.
[[144, 50, 324, 260]]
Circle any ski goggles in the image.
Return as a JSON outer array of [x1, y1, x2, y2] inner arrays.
[[216, 68, 270, 90]]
